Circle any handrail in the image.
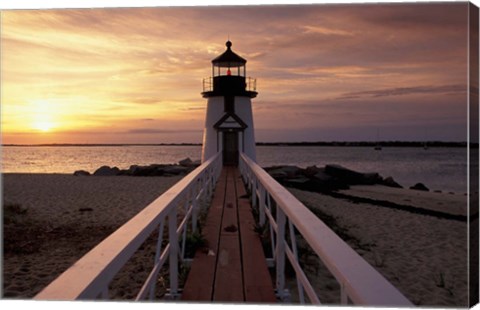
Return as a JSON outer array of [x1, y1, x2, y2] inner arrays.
[[202, 76, 256, 93], [239, 152, 412, 306], [35, 152, 222, 300]]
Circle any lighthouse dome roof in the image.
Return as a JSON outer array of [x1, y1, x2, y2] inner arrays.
[[212, 41, 246, 67]]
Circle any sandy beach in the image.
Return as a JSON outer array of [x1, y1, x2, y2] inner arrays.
[[2, 173, 182, 298], [287, 185, 471, 307], [2, 174, 474, 307]]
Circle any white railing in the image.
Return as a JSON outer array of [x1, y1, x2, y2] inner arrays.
[[35, 152, 222, 301], [239, 152, 413, 306]]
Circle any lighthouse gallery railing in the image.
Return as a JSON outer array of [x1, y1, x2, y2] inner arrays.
[[34, 152, 222, 300], [239, 152, 412, 306]]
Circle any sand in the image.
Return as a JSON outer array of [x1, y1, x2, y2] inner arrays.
[[2, 174, 474, 307], [2, 173, 182, 299], [286, 185, 471, 307]]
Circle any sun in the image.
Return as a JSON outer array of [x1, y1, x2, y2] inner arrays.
[[31, 99, 57, 132], [33, 120, 54, 132]]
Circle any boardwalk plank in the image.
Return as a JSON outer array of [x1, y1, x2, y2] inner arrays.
[[235, 172, 277, 303], [213, 167, 244, 302], [213, 235, 244, 302], [182, 167, 275, 303], [181, 169, 227, 301]]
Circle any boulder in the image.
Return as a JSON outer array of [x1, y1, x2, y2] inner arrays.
[[361, 172, 383, 185], [324, 164, 366, 185], [382, 176, 403, 188], [265, 165, 303, 179], [311, 171, 349, 191], [133, 165, 165, 176], [73, 170, 90, 176], [178, 157, 193, 167], [267, 168, 288, 180], [313, 170, 333, 183], [162, 165, 189, 175], [304, 165, 323, 177], [410, 183, 429, 191], [284, 177, 311, 187], [93, 166, 120, 176], [128, 165, 140, 175]]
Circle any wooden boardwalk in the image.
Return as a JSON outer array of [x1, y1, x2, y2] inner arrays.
[[182, 167, 276, 303]]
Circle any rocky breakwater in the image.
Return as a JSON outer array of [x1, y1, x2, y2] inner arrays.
[[73, 158, 201, 177], [264, 164, 406, 193]]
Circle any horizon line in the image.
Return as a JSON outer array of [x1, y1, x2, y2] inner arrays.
[[1, 141, 472, 147]]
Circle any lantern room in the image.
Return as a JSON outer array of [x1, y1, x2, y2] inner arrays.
[[202, 41, 257, 98], [212, 40, 246, 77]]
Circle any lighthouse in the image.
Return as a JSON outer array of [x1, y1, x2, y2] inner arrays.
[[201, 41, 257, 165]]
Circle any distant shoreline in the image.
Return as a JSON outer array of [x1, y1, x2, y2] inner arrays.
[[1, 141, 473, 147]]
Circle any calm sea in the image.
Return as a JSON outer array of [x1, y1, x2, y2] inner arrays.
[[1, 145, 468, 193]]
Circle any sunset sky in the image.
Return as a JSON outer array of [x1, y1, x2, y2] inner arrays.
[[0, 2, 472, 144]]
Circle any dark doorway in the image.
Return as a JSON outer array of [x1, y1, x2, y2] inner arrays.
[[223, 131, 239, 166]]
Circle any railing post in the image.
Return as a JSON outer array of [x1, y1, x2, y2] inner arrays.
[[192, 199, 198, 233], [259, 185, 266, 226], [341, 284, 348, 304], [101, 287, 109, 299], [168, 207, 178, 297], [252, 177, 257, 208], [276, 207, 286, 300]]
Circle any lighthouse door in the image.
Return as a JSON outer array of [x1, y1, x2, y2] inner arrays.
[[223, 131, 239, 166]]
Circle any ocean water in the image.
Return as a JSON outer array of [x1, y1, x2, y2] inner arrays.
[[1, 145, 468, 193]]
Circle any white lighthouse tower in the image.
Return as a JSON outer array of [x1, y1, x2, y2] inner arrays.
[[201, 41, 257, 165]]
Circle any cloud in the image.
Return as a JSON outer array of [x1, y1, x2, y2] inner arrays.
[[337, 84, 466, 100], [1, 4, 470, 143], [302, 25, 354, 37], [127, 128, 200, 134]]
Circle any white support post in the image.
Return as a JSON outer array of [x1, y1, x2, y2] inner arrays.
[[192, 199, 198, 233], [168, 208, 179, 297], [259, 185, 266, 226], [276, 207, 286, 300], [101, 287, 109, 299], [150, 220, 165, 300], [341, 284, 348, 305], [289, 219, 305, 304], [267, 193, 275, 260], [252, 177, 257, 208]]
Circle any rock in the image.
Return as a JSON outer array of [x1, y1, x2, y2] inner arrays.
[[162, 165, 189, 175], [324, 164, 369, 185], [178, 157, 193, 167], [93, 166, 120, 176], [265, 166, 303, 179], [284, 177, 311, 187], [304, 165, 323, 177], [133, 165, 165, 176], [192, 159, 202, 166], [311, 171, 349, 191], [267, 168, 288, 180], [79, 207, 93, 212], [361, 172, 383, 185], [410, 183, 429, 191], [73, 170, 90, 176], [382, 176, 403, 188], [313, 171, 333, 183], [128, 165, 140, 175]]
